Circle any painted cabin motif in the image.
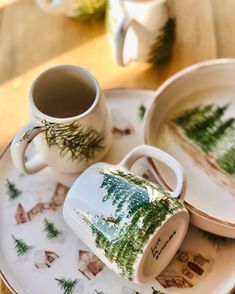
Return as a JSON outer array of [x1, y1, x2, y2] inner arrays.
[[34, 250, 59, 269]]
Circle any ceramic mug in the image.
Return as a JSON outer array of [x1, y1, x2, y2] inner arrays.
[[106, 0, 176, 66], [36, 0, 106, 20], [63, 145, 189, 283], [11, 65, 112, 175]]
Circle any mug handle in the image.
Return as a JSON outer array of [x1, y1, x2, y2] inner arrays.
[[36, 0, 65, 14], [118, 144, 186, 199], [11, 121, 48, 174], [110, 0, 133, 66]]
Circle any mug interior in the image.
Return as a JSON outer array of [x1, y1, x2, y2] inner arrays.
[[31, 65, 98, 119]]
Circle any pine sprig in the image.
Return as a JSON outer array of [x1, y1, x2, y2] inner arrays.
[[75, 0, 106, 20], [148, 18, 176, 63], [6, 179, 22, 200], [43, 218, 62, 239], [55, 278, 78, 294], [12, 235, 32, 256], [152, 287, 164, 294], [41, 119, 104, 162]]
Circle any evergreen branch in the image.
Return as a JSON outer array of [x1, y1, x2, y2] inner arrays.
[[148, 18, 176, 63], [75, 0, 106, 21], [55, 278, 77, 294], [12, 235, 32, 256], [152, 287, 164, 294], [6, 179, 22, 200], [43, 218, 62, 239], [41, 119, 104, 161]]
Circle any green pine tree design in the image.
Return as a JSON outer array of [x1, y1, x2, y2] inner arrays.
[[12, 235, 32, 256], [88, 169, 183, 280], [41, 119, 104, 161], [75, 0, 106, 21], [172, 103, 235, 176], [6, 179, 22, 201], [55, 278, 77, 294], [43, 218, 62, 239], [152, 287, 164, 294], [138, 103, 146, 120], [148, 18, 176, 63]]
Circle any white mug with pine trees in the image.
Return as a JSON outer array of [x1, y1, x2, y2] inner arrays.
[[63, 145, 189, 283], [106, 0, 175, 66], [11, 65, 112, 175], [36, 0, 106, 20]]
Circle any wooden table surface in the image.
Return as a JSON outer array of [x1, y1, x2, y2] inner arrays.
[[0, 0, 235, 292]]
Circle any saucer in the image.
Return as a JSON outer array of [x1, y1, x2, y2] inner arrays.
[[0, 89, 235, 294]]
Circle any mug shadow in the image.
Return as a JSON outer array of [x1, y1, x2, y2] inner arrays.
[[0, 0, 105, 85]]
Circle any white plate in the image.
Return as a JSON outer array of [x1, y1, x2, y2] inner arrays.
[[144, 59, 235, 239], [0, 89, 235, 294]]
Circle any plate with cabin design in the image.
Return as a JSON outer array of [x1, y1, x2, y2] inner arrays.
[[144, 59, 235, 239], [1, 88, 235, 294]]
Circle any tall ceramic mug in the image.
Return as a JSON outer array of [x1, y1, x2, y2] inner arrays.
[[11, 65, 112, 175], [106, 0, 176, 66], [63, 145, 189, 283], [36, 0, 106, 20]]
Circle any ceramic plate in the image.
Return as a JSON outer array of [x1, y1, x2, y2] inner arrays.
[[1, 89, 235, 294], [144, 59, 235, 239]]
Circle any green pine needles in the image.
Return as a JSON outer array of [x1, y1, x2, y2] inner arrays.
[[152, 287, 164, 294], [75, 0, 106, 21], [55, 278, 77, 294], [202, 231, 233, 249], [43, 218, 62, 239], [172, 103, 235, 176], [88, 169, 183, 280], [6, 179, 22, 201], [41, 119, 104, 162], [12, 235, 32, 256], [148, 18, 176, 63]]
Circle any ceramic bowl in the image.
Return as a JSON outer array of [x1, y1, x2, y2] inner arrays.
[[144, 59, 235, 238]]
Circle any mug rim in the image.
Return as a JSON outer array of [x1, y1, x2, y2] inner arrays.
[[29, 64, 101, 123]]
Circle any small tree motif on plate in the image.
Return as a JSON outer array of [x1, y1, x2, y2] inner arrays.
[[55, 278, 78, 294], [43, 218, 62, 239], [12, 235, 32, 256], [6, 179, 22, 201]]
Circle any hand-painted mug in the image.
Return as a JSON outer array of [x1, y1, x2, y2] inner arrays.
[[36, 0, 106, 20], [63, 145, 189, 283], [106, 0, 176, 66], [11, 65, 112, 175]]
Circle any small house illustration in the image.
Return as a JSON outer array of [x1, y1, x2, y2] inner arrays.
[[15, 203, 28, 224], [157, 251, 211, 288], [78, 250, 105, 280], [15, 183, 69, 224], [110, 108, 135, 137], [34, 250, 59, 269]]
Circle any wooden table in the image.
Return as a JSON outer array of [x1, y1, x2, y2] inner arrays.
[[0, 0, 235, 292]]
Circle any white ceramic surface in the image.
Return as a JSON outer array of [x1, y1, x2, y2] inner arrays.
[[106, 0, 173, 66], [1, 89, 235, 294], [144, 59, 235, 239]]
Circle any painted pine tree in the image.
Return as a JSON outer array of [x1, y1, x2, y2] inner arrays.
[[6, 179, 22, 201], [12, 235, 32, 256], [43, 218, 62, 239], [88, 169, 183, 280], [55, 278, 77, 294], [172, 103, 235, 176]]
